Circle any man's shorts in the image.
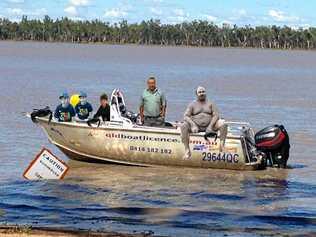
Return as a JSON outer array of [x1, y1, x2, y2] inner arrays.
[[144, 116, 165, 127]]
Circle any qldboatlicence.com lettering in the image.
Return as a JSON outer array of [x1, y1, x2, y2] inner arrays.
[[105, 133, 179, 143], [105, 133, 216, 145]]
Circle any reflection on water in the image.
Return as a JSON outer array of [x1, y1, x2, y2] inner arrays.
[[1, 162, 316, 236], [0, 41, 316, 236]]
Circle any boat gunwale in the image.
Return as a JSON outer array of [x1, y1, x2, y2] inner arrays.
[[35, 116, 243, 140]]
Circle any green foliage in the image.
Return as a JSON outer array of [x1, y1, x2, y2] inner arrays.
[[1, 16, 316, 49]]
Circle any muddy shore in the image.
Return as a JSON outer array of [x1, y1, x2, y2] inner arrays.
[[0, 226, 158, 237]]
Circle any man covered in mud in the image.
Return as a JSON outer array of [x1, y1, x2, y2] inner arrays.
[[139, 76, 167, 127], [181, 86, 228, 159]]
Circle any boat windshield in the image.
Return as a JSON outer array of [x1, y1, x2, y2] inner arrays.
[[109, 89, 139, 124]]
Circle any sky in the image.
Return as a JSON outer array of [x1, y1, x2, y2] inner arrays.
[[0, 0, 315, 27]]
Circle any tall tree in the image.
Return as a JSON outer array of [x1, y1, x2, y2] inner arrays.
[[0, 17, 315, 49]]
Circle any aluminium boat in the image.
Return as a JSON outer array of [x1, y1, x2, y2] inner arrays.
[[28, 89, 290, 170]]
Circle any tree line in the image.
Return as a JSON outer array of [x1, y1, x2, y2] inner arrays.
[[1, 16, 316, 49]]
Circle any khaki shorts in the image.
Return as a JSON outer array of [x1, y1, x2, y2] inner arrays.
[[197, 119, 225, 132], [144, 116, 165, 127]]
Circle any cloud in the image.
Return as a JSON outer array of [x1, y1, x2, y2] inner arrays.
[[104, 8, 128, 18], [150, 7, 162, 16], [233, 9, 247, 17], [64, 6, 78, 16], [64, 0, 91, 17], [173, 8, 185, 17], [69, 16, 83, 21], [268, 9, 299, 22], [30, 8, 47, 16], [6, 0, 24, 4], [69, 0, 91, 7], [5, 7, 47, 21], [226, 8, 259, 25], [167, 9, 189, 24], [204, 14, 217, 22], [230, 9, 251, 21], [7, 8, 23, 15], [6, 0, 24, 3], [6, 7, 47, 16]]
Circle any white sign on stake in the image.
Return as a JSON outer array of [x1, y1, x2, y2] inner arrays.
[[23, 148, 69, 180]]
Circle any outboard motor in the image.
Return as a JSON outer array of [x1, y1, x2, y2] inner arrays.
[[255, 125, 290, 168]]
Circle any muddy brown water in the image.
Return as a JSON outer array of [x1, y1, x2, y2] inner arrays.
[[0, 41, 315, 236]]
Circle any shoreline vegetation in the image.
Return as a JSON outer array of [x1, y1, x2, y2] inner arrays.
[[0, 225, 156, 237], [0, 16, 316, 50]]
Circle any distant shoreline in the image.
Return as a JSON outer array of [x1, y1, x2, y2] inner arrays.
[[1, 39, 315, 52], [0, 225, 155, 237], [0, 17, 315, 51]]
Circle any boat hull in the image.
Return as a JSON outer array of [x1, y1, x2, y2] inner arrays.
[[36, 117, 262, 170]]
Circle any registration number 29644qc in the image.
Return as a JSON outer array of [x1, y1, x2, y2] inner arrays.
[[202, 152, 239, 163]]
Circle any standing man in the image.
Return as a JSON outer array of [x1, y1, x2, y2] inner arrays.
[[181, 86, 228, 159], [139, 76, 167, 127]]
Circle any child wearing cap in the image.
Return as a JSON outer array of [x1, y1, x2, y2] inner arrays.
[[54, 92, 76, 122], [75, 91, 93, 120]]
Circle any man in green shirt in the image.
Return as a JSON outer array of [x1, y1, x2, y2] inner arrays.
[[139, 76, 167, 127]]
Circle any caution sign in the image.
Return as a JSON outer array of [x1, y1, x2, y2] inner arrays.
[[23, 148, 69, 180]]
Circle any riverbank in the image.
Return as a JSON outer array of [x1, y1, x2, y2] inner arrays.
[[0, 17, 315, 51], [0, 225, 157, 237], [3, 38, 316, 52]]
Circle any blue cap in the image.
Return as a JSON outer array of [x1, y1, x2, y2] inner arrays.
[[79, 91, 87, 98], [59, 92, 69, 99]]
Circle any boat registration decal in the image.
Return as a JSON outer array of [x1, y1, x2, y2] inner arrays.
[[130, 146, 172, 154], [202, 152, 239, 163], [193, 144, 208, 151]]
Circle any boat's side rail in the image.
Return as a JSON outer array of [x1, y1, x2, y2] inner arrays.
[[35, 116, 247, 140], [225, 121, 251, 127]]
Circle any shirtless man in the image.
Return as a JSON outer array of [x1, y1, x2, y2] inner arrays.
[[181, 86, 227, 159]]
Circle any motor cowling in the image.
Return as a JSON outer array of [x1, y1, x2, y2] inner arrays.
[[255, 125, 290, 168]]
